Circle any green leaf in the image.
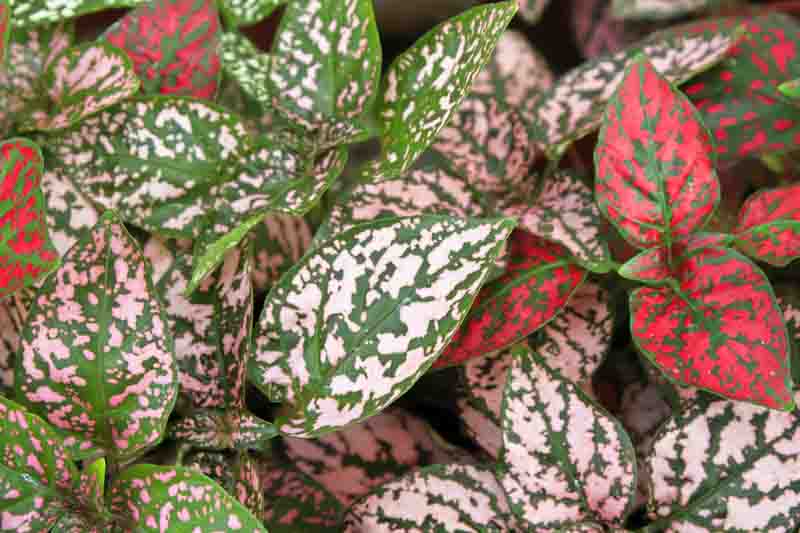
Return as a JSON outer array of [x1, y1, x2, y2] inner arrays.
[[366, 1, 517, 180], [249, 215, 515, 437], [219, 31, 271, 109], [221, 0, 284, 26], [268, 0, 381, 146], [778, 77, 800, 98], [10, 0, 144, 27], [50, 97, 251, 238], [108, 465, 267, 532], [612, 0, 716, 20], [15, 212, 178, 461], [23, 43, 139, 131], [0, 0, 10, 65]]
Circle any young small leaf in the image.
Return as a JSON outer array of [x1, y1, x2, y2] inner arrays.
[[733, 183, 800, 267], [16, 213, 178, 461], [630, 246, 793, 409], [103, 0, 222, 99]]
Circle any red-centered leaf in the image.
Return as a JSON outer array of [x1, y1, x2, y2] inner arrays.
[[343, 464, 515, 532], [630, 246, 793, 409], [103, 0, 221, 99], [434, 230, 586, 369], [499, 346, 636, 529], [15, 213, 178, 461], [0, 290, 27, 395], [251, 213, 311, 291], [0, 0, 9, 65], [733, 183, 800, 266], [0, 138, 58, 297], [646, 392, 800, 531], [595, 56, 720, 250]]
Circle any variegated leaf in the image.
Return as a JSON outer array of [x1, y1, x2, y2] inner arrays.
[[259, 457, 343, 532], [535, 18, 736, 149], [775, 285, 800, 384], [630, 246, 793, 409], [269, 0, 381, 147], [0, 0, 9, 65], [366, 1, 517, 180], [0, 396, 80, 532], [435, 230, 586, 369], [25, 43, 139, 132], [0, 293, 25, 395], [16, 213, 178, 461], [103, 0, 222, 99], [0, 139, 59, 297], [41, 169, 100, 258], [618, 232, 731, 284], [170, 409, 277, 450], [344, 464, 514, 532], [10, 0, 143, 27], [499, 346, 636, 528], [612, 0, 715, 20], [51, 98, 250, 238], [733, 183, 800, 267], [183, 450, 232, 488], [647, 392, 800, 531], [232, 453, 263, 520], [518, 0, 549, 25], [221, 0, 283, 26], [251, 213, 311, 291], [506, 171, 611, 270], [219, 31, 271, 109], [250, 215, 514, 437], [108, 465, 266, 532], [595, 56, 720, 250], [283, 408, 462, 506]]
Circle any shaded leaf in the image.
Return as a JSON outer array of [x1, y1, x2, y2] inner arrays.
[[232, 453, 263, 520], [103, 0, 221, 99], [0, 292, 25, 395], [343, 464, 514, 532], [499, 346, 636, 529], [595, 56, 720, 250], [16, 213, 178, 461], [366, 1, 517, 180], [170, 409, 277, 450], [733, 183, 800, 266], [251, 213, 311, 291], [221, 0, 283, 26], [612, 0, 715, 20], [775, 284, 800, 384], [518, 0, 549, 25], [630, 246, 793, 409], [10, 0, 143, 27], [0, 0, 9, 65], [435, 230, 586, 369], [571, 0, 649, 59]]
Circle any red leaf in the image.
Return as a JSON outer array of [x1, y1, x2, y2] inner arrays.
[[434, 230, 586, 368], [630, 246, 793, 410], [103, 0, 221, 99], [619, 232, 731, 283], [0, 0, 9, 64], [595, 56, 720, 249], [734, 183, 800, 266]]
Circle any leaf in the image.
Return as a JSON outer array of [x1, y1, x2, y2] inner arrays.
[[10, 0, 143, 27], [250, 214, 514, 437], [51, 97, 250, 238], [221, 0, 283, 26], [733, 183, 800, 267], [366, 1, 517, 180], [596, 55, 720, 251], [0, 292, 25, 395], [779, 77, 800, 98], [686, 14, 800, 159], [0, 0, 9, 65], [499, 346, 636, 529], [618, 232, 731, 284], [0, 396, 79, 532], [630, 245, 793, 409], [251, 213, 312, 291], [535, 18, 737, 149], [343, 464, 514, 532], [646, 392, 800, 531], [231, 453, 263, 520], [41, 169, 100, 258], [103, 0, 222, 99], [434, 230, 586, 369], [25, 43, 139, 131], [170, 409, 277, 450], [108, 465, 267, 532], [268, 0, 381, 146], [775, 284, 800, 384], [0, 138, 59, 297], [218, 31, 271, 109], [612, 0, 715, 20], [518, 0, 549, 25], [571, 0, 647, 60], [15, 212, 178, 461], [506, 171, 611, 270]]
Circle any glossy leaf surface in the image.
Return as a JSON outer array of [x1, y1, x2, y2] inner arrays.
[[733, 183, 800, 266]]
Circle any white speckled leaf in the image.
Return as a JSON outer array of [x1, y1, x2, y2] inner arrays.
[[41, 169, 100, 258], [534, 19, 737, 150], [499, 345, 636, 529], [108, 465, 267, 532], [518, 0, 549, 24], [0, 292, 27, 395], [251, 214, 515, 437], [251, 213, 312, 291], [269, 0, 381, 146], [219, 32, 271, 109], [10, 0, 144, 28], [51, 97, 251, 238], [647, 392, 800, 532], [25, 43, 139, 132], [506, 171, 612, 270], [343, 464, 514, 532], [15, 213, 178, 462], [367, 1, 517, 180], [222, 0, 283, 26], [612, 0, 715, 20]]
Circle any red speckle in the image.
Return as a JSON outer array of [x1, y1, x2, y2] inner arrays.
[[720, 71, 734, 82], [771, 41, 796, 74], [684, 82, 705, 96], [739, 130, 768, 156], [706, 104, 725, 114], [774, 119, 794, 132], [719, 117, 737, 128]]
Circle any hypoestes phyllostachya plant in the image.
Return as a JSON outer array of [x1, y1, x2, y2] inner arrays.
[[1, 0, 800, 531]]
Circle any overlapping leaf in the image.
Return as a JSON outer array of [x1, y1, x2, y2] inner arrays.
[[232, 453, 263, 520], [219, 32, 271, 109], [51, 97, 250, 238], [170, 409, 277, 450], [518, 0, 549, 25], [25, 43, 139, 131], [646, 392, 800, 531], [343, 464, 514, 532], [103, 0, 222, 99], [499, 347, 637, 529], [367, 1, 517, 180], [571, 0, 642, 59], [250, 215, 514, 437], [10, 0, 143, 27], [612, 0, 715, 20], [251, 213, 311, 291], [630, 245, 793, 409], [41, 169, 100, 258], [618, 232, 730, 284], [435, 230, 585, 369], [775, 285, 800, 384], [0, 292, 25, 395], [221, 0, 283, 26], [733, 183, 800, 266], [15, 213, 178, 461]]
